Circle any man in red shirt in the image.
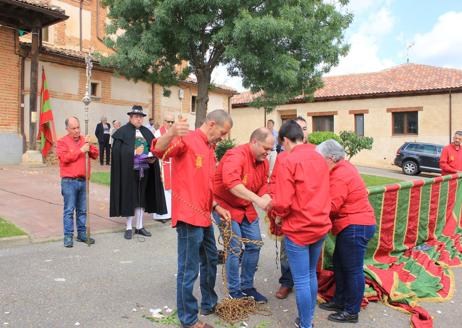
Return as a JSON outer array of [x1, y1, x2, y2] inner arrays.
[[213, 127, 274, 303], [153, 112, 175, 223], [152, 110, 232, 328], [440, 131, 462, 175], [56, 116, 98, 248]]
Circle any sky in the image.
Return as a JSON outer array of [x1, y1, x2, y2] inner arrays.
[[211, 0, 462, 92]]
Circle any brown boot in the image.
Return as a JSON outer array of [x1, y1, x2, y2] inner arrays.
[[182, 320, 214, 328], [275, 285, 293, 299]]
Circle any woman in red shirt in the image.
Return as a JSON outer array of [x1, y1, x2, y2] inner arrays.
[[316, 139, 376, 324], [270, 120, 332, 328]]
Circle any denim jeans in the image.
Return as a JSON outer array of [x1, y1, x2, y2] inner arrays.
[[176, 222, 218, 326], [61, 178, 87, 237], [285, 235, 326, 328], [213, 212, 262, 294], [279, 237, 294, 288], [332, 224, 376, 314]]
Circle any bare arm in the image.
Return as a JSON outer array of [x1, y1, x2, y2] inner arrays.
[[154, 116, 189, 152]]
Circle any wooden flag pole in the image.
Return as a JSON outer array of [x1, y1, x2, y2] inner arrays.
[[83, 50, 93, 246]]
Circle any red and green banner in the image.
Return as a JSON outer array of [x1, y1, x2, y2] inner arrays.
[[37, 67, 55, 157], [318, 173, 462, 328]]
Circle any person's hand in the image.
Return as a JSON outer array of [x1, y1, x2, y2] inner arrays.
[[80, 142, 90, 153], [275, 216, 282, 225], [135, 145, 144, 155], [169, 115, 189, 137], [215, 205, 231, 222], [255, 195, 271, 211], [84, 135, 91, 143]]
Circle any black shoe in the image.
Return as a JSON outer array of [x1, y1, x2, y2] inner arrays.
[[124, 229, 133, 240], [319, 301, 344, 312], [158, 219, 170, 224], [135, 227, 152, 237], [76, 233, 95, 244], [200, 304, 216, 316], [328, 311, 358, 323], [294, 317, 314, 328]]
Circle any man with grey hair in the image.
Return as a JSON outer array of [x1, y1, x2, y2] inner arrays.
[[316, 139, 375, 324], [57, 116, 98, 247], [152, 109, 233, 328], [212, 127, 273, 304], [95, 116, 111, 165], [439, 131, 462, 176]]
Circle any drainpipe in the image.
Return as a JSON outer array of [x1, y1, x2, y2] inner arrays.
[[79, 0, 83, 51], [20, 56, 26, 152], [449, 90, 452, 143]]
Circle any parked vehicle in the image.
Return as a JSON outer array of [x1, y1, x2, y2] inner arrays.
[[394, 142, 443, 175]]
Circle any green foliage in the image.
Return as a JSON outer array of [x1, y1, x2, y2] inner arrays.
[[338, 130, 373, 160], [143, 310, 180, 325], [215, 138, 237, 162], [308, 131, 341, 145], [0, 217, 26, 238], [101, 0, 352, 126]]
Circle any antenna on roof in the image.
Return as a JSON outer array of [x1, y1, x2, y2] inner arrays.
[[406, 42, 415, 63]]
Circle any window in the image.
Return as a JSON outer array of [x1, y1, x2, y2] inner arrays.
[[354, 114, 364, 136], [312, 115, 334, 132], [42, 27, 49, 42], [90, 81, 102, 98], [392, 111, 418, 134], [191, 95, 197, 113]]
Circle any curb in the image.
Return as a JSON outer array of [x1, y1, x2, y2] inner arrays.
[[0, 235, 31, 248]]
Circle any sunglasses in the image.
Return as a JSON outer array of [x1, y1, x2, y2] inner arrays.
[[165, 120, 174, 124]]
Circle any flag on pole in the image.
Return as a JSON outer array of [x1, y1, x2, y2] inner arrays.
[[37, 67, 56, 157]]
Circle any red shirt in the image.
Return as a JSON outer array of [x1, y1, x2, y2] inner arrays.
[[439, 144, 462, 175], [56, 135, 98, 178], [151, 129, 216, 228], [270, 144, 332, 246], [329, 160, 376, 235], [213, 144, 269, 224]]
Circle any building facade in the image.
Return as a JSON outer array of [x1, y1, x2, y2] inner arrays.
[[231, 64, 462, 168]]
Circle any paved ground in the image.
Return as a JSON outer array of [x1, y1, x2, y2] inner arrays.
[[0, 164, 461, 327]]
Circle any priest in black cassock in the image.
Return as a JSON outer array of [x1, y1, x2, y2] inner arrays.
[[110, 105, 167, 239]]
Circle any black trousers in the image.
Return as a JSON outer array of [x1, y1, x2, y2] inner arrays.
[[99, 142, 111, 165]]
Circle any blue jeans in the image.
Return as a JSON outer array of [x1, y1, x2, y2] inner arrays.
[[176, 222, 218, 326], [279, 238, 294, 288], [332, 224, 376, 314], [285, 235, 326, 328], [61, 178, 86, 237], [213, 212, 262, 294]]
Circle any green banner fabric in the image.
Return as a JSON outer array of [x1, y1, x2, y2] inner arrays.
[[318, 173, 462, 328]]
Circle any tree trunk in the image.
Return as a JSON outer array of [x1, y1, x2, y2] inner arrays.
[[195, 68, 211, 128]]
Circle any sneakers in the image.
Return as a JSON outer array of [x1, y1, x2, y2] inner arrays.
[[242, 288, 268, 304], [294, 317, 314, 328], [328, 311, 359, 323], [76, 233, 95, 244], [135, 227, 152, 237], [319, 301, 344, 312], [229, 291, 245, 299], [64, 235, 73, 248], [124, 229, 133, 240]]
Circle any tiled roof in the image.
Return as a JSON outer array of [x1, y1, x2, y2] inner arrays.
[[232, 64, 462, 106], [14, 0, 65, 14]]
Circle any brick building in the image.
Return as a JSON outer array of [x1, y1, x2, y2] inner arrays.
[[0, 0, 235, 164]]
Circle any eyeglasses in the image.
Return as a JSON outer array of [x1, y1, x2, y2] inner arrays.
[[165, 120, 174, 124]]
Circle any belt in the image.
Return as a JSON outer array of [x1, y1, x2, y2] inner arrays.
[[62, 177, 85, 181]]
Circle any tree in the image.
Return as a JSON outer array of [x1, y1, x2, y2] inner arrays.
[[308, 131, 341, 145], [101, 0, 352, 128], [338, 131, 373, 160]]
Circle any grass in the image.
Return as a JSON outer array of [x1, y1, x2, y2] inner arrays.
[[91, 172, 110, 186], [90, 171, 401, 188], [0, 217, 26, 238], [361, 174, 402, 187]]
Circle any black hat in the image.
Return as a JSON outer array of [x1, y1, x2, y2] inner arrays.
[[127, 105, 146, 117]]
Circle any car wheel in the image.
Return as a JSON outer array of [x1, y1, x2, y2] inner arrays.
[[402, 160, 419, 175]]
